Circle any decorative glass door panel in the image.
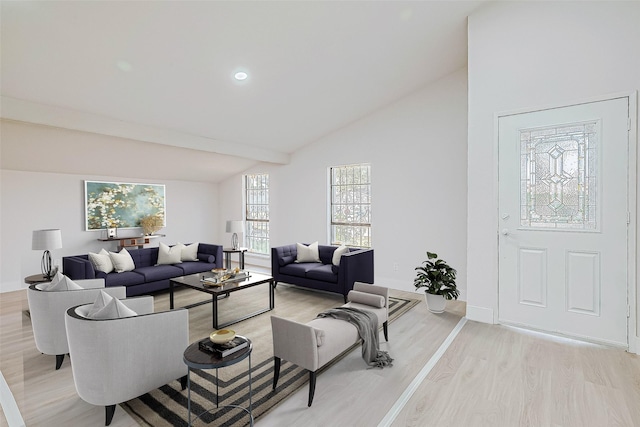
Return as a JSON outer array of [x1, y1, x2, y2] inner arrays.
[[520, 121, 599, 230]]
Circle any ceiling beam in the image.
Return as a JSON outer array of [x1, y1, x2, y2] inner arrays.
[[0, 96, 290, 165]]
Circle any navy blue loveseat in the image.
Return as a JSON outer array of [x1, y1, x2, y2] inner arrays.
[[63, 243, 223, 296], [271, 244, 374, 302]]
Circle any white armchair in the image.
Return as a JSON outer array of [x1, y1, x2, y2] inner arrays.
[[27, 279, 126, 370], [65, 296, 189, 426]]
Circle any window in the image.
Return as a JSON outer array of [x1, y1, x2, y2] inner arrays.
[[520, 122, 598, 230], [244, 174, 269, 254], [330, 164, 371, 248]]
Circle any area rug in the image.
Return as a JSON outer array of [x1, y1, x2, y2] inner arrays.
[[122, 294, 419, 426]]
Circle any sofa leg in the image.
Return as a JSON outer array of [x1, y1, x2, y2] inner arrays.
[[383, 321, 389, 342], [308, 371, 316, 407], [55, 354, 65, 370], [105, 405, 116, 426], [180, 374, 188, 390], [273, 357, 281, 390], [343, 294, 348, 303], [272, 281, 278, 289]]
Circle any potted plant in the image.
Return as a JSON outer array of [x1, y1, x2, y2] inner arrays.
[[414, 251, 459, 313]]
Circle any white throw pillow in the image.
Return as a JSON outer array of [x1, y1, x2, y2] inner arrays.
[[89, 248, 114, 273], [179, 242, 199, 262], [296, 242, 320, 263], [109, 248, 136, 273], [42, 275, 84, 292], [157, 242, 182, 265], [86, 290, 114, 317], [87, 296, 138, 319], [46, 271, 65, 287], [332, 245, 349, 266]]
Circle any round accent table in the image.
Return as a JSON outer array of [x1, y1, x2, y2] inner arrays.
[[183, 336, 253, 426]]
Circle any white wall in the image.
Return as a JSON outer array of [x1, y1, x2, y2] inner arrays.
[[220, 68, 469, 297], [467, 2, 640, 327], [1, 127, 219, 293]]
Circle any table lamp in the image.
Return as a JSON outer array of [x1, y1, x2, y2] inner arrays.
[[32, 229, 62, 280], [225, 220, 244, 250]]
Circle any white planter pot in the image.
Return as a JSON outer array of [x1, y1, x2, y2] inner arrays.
[[425, 293, 447, 314]]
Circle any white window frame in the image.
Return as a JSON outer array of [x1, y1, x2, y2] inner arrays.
[[328, 163, 371, 248], [243, 174, 269, 254]]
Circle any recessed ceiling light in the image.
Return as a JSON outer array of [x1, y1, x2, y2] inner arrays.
[[234, 71, 248, 81]]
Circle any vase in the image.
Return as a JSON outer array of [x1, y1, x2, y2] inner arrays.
[[425, 293, 447, 314]]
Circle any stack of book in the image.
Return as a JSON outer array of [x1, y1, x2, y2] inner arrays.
[[199, 336, 248, 357]]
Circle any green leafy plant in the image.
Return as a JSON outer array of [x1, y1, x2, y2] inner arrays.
[[414, 252, 459, 300]]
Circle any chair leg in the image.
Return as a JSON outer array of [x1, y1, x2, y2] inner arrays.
[[180, 375, 188, 390], [105, 405, 116, 426], [383, 321, 389, 342], [55, 354, 65, 370], [273, 357, 281, 390], [308, 371, 316, 407]]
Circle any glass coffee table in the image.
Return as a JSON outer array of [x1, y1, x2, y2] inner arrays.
[[169, 272, 274, 329]]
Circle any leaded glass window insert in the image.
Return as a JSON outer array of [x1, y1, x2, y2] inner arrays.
[[520, 121, 599, 230], [244, 174, 269, 254], [330, 164, 371, 248]]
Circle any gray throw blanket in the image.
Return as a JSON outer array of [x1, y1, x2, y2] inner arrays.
[[316, 307, 393, 369]]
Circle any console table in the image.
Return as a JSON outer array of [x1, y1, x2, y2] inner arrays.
[[98, 234, 165, 250]]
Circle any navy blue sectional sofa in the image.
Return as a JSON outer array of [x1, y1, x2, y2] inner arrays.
[[63, 243, 223, 297], [271, 244, 374, 302]]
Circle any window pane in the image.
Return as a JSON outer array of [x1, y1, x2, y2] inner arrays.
[[244, 174, 269, 254], [520, 122, 598, 230], [330, 164, 371, 247]]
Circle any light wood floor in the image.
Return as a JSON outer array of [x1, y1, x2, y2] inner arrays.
[[2, 281, 640, 427]]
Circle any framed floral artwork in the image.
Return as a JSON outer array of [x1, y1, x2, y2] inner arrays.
[[84, 181, 166, 231]]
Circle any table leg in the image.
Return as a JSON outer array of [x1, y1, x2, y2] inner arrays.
[[225, 255, 231, 270], [269, 279, 274, 309], [216, 367, 219, 408], [240, 252, 245, 269], [249, 353, 253, 425], [187, 369, 192, 427], [170, 281, 174, 309], [212, 294, 218, 329]]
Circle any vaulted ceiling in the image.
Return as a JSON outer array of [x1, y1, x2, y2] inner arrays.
[[1, 1, 486, 182]]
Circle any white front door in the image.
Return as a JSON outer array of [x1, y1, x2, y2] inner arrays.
[[498, 97, 630, 347]]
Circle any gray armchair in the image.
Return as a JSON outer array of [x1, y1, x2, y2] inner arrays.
[[27, 278, 126, 370], [64, 296, 189, 426]]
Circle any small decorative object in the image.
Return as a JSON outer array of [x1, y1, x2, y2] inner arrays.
[[139, 214, 164, 235], [107, 227, 117, 238], [414, 251, 459, 314], [209, 329, 236, 344], [32, 229, 63, 280]]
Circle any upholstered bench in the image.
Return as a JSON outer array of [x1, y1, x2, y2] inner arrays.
[[270, 282, 389, 406]]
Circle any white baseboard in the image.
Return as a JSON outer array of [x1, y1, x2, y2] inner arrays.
[[630, 335, 639, 355], [0, 280, 24, 294], [466, 305, 495, 324]]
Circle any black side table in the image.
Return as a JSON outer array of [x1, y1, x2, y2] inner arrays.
[[24, 273, 52, 284], [183, 336, 253, 426], [223, 248, 247, 270]]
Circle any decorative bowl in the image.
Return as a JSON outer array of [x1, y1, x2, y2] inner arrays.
[[210, 329, 236, 344]]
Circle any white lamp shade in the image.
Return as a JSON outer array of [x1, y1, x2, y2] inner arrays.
[[32, 229, 63, 250], [225, 220, 244, 233]]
